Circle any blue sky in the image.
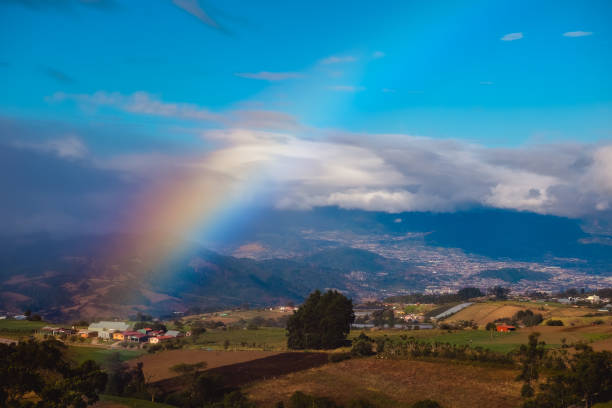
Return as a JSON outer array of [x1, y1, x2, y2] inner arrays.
[[1, 0, 612, 236], [1, 0, 611, 147]]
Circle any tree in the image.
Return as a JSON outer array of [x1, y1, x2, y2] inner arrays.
[[457, 287, 484, 300], [133, 321, 166, 331], [485, 322, 497, 339], [0, 338, 107, 407], [287, 290, 355, 350], [490, 286, 510, 300], [512, 310, 543, 327], [104, 353, 131, 396], [516, 333, 547, 398], [522, 344, 612, 408]]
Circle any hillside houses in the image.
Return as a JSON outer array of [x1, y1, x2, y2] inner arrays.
[[41, 327, 76, 336], [88, 321, 132, 339], [77, 321, 184, 344]]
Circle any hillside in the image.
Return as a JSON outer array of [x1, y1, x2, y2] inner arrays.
[[0, 236, 417, 319]]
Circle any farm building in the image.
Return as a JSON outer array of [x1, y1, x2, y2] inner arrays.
[[88, 321, 131, 339], [165, 330, 183, 337], [123, 331, 148, 343], [78, 329, 97, 338], [586, 295, 600, 304], [149, 335, 173, 344], [41, 327, 75, 336], [496, 324, 516, 332]]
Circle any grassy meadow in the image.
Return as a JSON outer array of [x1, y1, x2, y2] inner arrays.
[[0, 319, 48, 338], [67, 346, 146, 365], [190, 327, 287, 350], [245, 357, 522, 408]]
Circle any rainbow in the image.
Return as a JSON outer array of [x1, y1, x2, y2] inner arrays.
[[107, 147, 267, 274]]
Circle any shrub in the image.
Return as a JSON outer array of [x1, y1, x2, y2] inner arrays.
[[351, 332, 374, 357], [545, 320, 564, 326], [221, 390, 256, 408], [512, 310, 543, 327], [376, 336, 512, 364]]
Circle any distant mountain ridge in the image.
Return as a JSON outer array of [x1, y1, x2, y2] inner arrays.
[[1, 207, 611, 319]]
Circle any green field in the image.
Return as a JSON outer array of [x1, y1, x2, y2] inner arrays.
[[191, 327, 287, 350], [99, 394, 175, 408], [0, 319, 48, 338], [67, 346, 145, 365], [349, 325, 612, 354], [350, 328, 525, 353]]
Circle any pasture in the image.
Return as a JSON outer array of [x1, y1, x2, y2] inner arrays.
[[0, 319, 48, 338], [351, 323, 612, 353], [444, 300, 609, 327], [184, 309, 293, 326], [245, 357, 522, 408], [191, 327, 287, 350], [129, 349, 281, 382], [68, 346, 146, 365]]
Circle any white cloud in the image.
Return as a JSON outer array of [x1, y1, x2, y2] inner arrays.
[[50, 91, 223, 122], [44, 92, 612, 219], [49, 91, 299, 131], [320, 55, 357, 64], [563, 31, 593, 37], [329, 85, 365, 92], [588, 146, 612, 193], [235, 72, 303, 81], [172, 0, 221, 30], [501, 32, 523, 41], [372, 51, 386, 59], [14, 136, 87, 159], [189, 128, 612, 217]]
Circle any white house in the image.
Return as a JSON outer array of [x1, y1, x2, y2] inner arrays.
[[88, 321, 131, 339], [586, 295, 601, 304]]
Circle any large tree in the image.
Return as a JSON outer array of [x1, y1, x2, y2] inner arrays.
[[287, 290, 355, 349]]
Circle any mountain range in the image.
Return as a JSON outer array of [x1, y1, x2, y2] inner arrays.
[[1, 207, 611, 320]]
